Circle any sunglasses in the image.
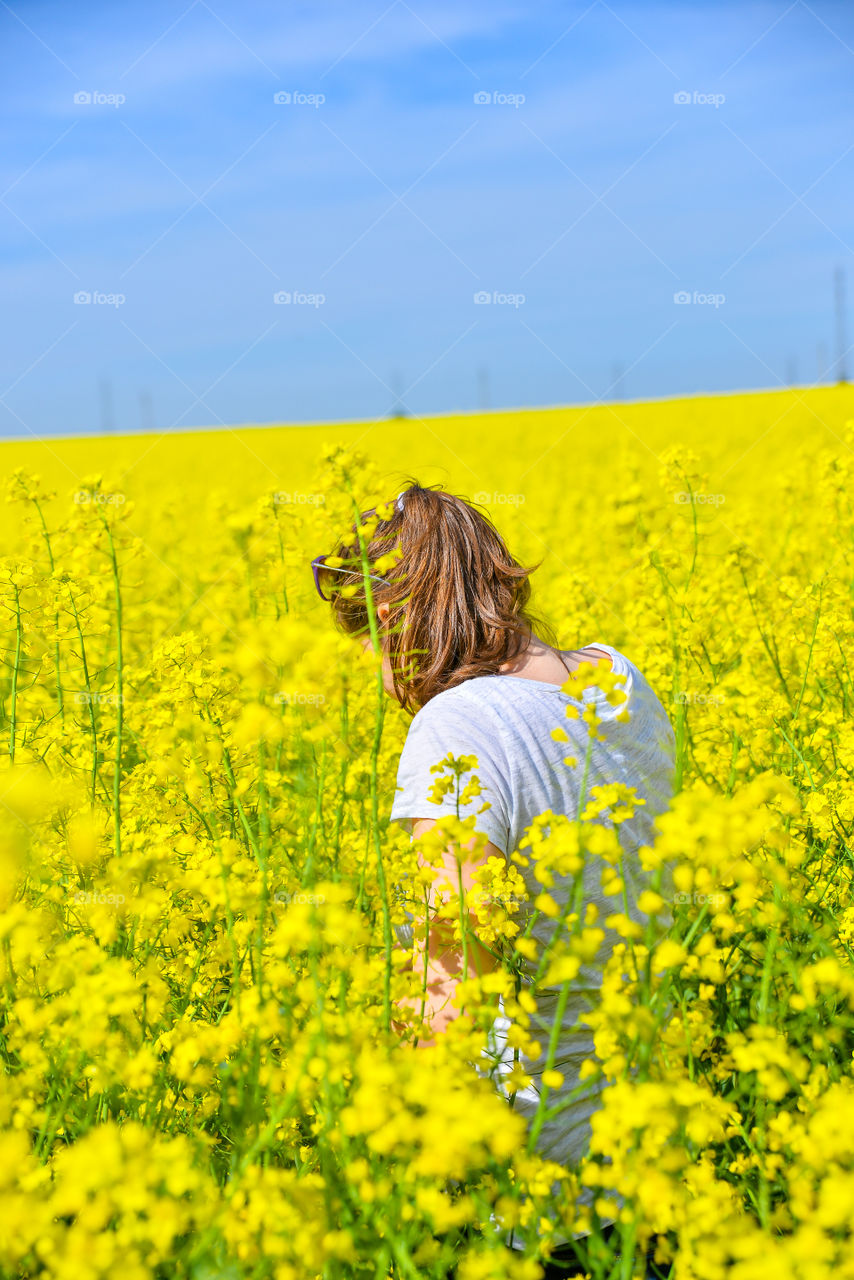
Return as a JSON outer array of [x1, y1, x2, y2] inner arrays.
[[311, 492, 406, 602], [310, 554, 394, 602]]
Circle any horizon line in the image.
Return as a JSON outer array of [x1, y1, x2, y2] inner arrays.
[[0, 381, 848, 448]]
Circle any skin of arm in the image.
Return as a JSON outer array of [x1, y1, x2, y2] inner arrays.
[[392, 816, 504, 1048]]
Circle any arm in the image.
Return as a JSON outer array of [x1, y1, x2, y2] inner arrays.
[[394, 816, 503, 1048]]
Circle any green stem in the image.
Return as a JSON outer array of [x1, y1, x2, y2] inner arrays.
[[737, 563, 793, 708], [30, 497, 65, 725], [66, 583, 100, 808], [9, 582, 21, 763], [101, 520, 124, 858], [343, 475, 393, 1031]]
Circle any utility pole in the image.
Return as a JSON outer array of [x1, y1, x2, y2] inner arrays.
[[834, 266, 848, 383], [389, 369, 408, 419], [785, 356, 797, 387]]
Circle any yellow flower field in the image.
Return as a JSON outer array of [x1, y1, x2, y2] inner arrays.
[[1, 386, 854, 1280]]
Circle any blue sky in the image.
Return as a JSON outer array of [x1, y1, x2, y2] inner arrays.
[[2, 0, 853, 436]]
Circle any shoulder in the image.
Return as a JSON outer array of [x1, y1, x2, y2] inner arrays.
[[403, 679, 511, 769], [397, 679, 512, 805], [409, 677, 506, 731]]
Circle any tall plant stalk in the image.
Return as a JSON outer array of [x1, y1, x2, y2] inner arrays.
[[30, 496, 65, 725], [8, 580, 22, 763], [100, 515, 124, 859], [343, 473, 394, 1032], [65, 583, 100, 808]]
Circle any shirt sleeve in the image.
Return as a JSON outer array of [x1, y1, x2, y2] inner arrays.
[[389, 689, 512, 855]]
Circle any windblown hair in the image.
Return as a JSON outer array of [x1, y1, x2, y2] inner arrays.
[[318, 480, 560, 713]]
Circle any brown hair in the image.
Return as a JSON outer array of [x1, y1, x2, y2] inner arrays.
[[318, 481, 560, 713]]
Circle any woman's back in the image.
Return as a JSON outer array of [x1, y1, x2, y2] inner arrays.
[[390, 642, 677, 1200]]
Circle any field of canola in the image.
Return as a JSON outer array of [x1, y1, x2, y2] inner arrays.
[[1, 386, 854, 1280]]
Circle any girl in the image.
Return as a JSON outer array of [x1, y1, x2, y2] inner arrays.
[[311, 480, 677, 1276]]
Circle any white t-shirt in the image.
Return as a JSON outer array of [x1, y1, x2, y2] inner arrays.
[[389, 642, 677, 1246]]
